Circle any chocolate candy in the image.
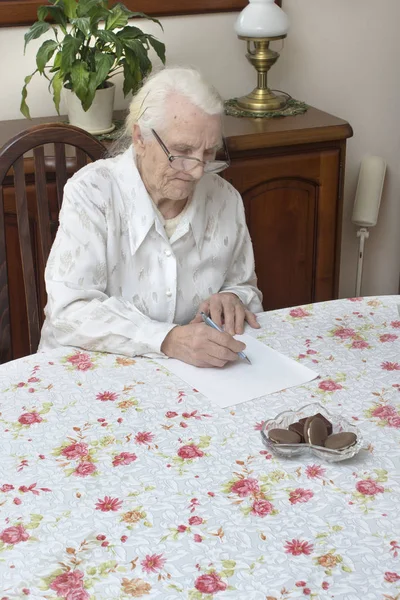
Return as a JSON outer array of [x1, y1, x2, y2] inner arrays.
[[288, 421, 305, 441], [314, 413, 333, 436], [266, 411, 357, 453], [324, 432, 357, 450], [304, 416, 328, 446], [268, 428, 301, 444]]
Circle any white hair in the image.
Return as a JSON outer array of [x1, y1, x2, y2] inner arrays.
[[124, 66, 224, 139]]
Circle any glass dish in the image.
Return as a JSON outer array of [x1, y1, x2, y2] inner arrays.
[[261, 402, 363, 462]]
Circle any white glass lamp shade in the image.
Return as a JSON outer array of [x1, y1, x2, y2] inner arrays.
[[235, 0, 289, 38]]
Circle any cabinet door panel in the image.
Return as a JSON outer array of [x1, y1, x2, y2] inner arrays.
[[244, 179, 317, 310], [225, 150, 340, 309]]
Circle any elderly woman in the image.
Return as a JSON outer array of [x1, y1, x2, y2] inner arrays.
[[39, 67, 263, 367]]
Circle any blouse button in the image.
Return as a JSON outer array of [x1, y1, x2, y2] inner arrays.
[[164, 249, 172, 257], [166, 290, 172, 297]]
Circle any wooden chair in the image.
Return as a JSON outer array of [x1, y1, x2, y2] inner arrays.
[[0, 123, 105, 363]]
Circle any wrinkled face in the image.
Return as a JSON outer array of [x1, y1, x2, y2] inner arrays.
[[133, 94, 222, 203]]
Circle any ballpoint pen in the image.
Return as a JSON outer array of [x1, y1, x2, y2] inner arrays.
[[200, 311, 251, 364]]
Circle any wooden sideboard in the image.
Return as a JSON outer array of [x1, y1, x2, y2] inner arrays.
[[0, 106, 352, 359]]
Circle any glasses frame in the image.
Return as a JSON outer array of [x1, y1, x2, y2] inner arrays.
[[151, 129, 230, 174]]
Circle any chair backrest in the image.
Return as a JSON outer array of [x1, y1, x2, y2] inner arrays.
[[0, 123, 105, 363]]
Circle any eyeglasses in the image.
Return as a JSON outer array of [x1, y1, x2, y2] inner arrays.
[[151, 129, 230, 174]]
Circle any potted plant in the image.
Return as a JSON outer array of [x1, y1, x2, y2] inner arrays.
[[20, 0, 166, 134]]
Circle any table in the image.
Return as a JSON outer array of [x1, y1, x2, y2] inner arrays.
[[1, 296, 399, 600]]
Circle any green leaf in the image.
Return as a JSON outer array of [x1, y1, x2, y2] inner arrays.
[[20, 71, 36, 118], [147, 35, 166, 64], [123, 40, 151, 87], [36, 39, 58, 73], [221, 560, 236, 569], [105, 4, 129, 30], [70, 17, 91, 37], [198, 435, 211, 449], [122, 54, 140, 97], [94, 51, 114, 88], [52, 70, 64, 114], [60, 34, 81, 72], [119, 9, 163, 31], [37, 5, 68, 31], [97, 29, 123, 60], [51, 50, 63, 71], [70, 60, 90, 104], [117, 25, 144, 41], [24, 21, 51, 52], [77, 0, 107, 17], [63, 0, 77, 19]]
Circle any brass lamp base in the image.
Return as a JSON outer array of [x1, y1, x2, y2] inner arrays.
[[236, 35, 287, 115]]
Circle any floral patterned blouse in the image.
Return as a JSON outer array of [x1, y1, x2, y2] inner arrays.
[[1, 295, 400, 599], [39, 146, 262, 358]]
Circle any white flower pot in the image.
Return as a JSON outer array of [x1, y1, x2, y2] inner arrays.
[[64, 82, 115, 135]]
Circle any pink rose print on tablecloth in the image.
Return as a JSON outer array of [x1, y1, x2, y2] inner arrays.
[[177, 445, 204, 459], [384, 572, 400, 583], [188, 516, 203, 526], [95, 496, 123, 512], [290, 307, 310, 318], [0, 524, 30, 544], [230, 478, 259, 497], [195, 572, 227, 594], [305, 465, 326, 479], [379, 334, 398, 343], [318, 380, 343, 392], [251, 499, 273, 517], [381, 362, 400, 371], [333, 327, 356, 339], [73, 462, 97, 477], [112, 452, 137, 466], [351, 339, 369, 349], [284, 539, 314, 556], [387, 415, 400, 428], [135, 432, 154, 445], [61, 443, 89, 460], [50, 570, 89, 599], [141, 553, 166, 574], [18, 412, 43, 425], [356, 479, 384, 496], [0, 484, 15, 492], [96, 391, 119, 402], [289, 488, 314, 505], [371, 405, 397, 419], [64, 351, 95, 371]]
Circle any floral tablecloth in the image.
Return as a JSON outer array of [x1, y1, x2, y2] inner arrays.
[[1, 296, 400, 600]]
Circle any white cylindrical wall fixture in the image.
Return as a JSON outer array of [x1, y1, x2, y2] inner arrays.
[[351, 155, 387, 227]]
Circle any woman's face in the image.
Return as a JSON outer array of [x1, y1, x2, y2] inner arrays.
[[133, 94, 222, 204]]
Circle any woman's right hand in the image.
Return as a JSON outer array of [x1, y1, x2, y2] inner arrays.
[[161, 323, 246, 368]]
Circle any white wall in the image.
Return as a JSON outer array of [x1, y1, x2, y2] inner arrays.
[[0, 13, 254, 119], [0, 2, 399, 297], [271, 0, 400, 298]]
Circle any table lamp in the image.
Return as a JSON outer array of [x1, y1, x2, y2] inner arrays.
[[234, 0, 289, 114]]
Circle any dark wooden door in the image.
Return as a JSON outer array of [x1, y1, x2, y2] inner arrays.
[[225, 149, 340, 310]]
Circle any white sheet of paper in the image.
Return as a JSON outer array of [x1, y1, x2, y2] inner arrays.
[[155, 333, 319, 408]]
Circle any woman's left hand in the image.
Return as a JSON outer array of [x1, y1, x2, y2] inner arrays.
[[191, 292, 260, 336]]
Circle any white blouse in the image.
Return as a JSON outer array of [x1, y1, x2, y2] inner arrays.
[[39, 146, 263, 358]]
